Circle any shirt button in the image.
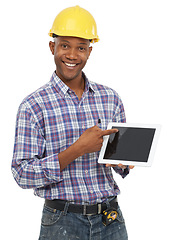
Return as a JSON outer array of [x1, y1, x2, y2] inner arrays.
[[90, 190, 94, 194], [85, 170, 88, 174], [82, 125, 85, 129]]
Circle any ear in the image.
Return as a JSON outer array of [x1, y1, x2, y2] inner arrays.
[[49, 41, 55, 55], [88, 46, 93, 59]]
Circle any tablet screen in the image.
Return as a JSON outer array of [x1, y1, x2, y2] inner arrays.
[[103, 127, 156, 162]]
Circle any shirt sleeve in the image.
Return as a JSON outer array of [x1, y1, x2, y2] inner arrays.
[[11, 102, 63, 189], [112, 92, 126, 123], [112, 92, 130, 178], [113, 166, 130, 178]]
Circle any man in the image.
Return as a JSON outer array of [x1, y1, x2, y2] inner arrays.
[[12, 5, 133, 240]]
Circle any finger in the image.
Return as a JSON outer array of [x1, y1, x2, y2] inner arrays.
[[118, 164, 135, 169], [129, 165, 135, 169], [118, 164, 127, 169], [106, 164, 111, 167], [106, 164, 117, 167], [101, 128, 118, 137]]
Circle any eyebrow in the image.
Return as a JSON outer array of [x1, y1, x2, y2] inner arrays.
[[79, 42, 88, 45], [60, 40, 70, 43], [60, 40, 88, 45]]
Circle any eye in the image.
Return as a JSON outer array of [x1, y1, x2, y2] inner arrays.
[[79, 47, 86, 52], [61, 44, 68, 49]]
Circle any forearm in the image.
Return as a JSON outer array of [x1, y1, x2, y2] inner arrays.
[[12, 131, 86, 189], [12, 106, 119, 188], [12, 153, 62, 189], [58, 140, 84, 171], [59, 126, 119, 171]]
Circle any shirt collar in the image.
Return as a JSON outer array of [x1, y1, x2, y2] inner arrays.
[[82, 72, 95, 94], [50, 71, 95, 97]]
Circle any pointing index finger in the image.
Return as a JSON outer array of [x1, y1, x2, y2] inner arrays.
[[101, 128, 118, 137]]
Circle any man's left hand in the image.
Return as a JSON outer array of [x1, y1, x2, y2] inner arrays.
[[106, 164, 134, 169]]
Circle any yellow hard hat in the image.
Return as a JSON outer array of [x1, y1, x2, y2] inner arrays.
[[49, 5, 99, 43]]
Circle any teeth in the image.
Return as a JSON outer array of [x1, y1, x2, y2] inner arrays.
[[64, 62, 76, 67]]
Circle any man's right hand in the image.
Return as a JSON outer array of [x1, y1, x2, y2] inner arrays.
[[77, 125, 118, 155], [58, 125, 118, 171]]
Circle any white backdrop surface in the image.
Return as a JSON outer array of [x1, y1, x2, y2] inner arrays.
[[0, 0, 168, 239]]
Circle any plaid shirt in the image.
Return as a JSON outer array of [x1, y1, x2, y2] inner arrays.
[[12, 72, 129, 204]]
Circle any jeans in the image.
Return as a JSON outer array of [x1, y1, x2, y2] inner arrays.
[[38, 204, 128, 240]]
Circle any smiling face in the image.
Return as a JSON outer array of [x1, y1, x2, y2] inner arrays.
[[49, 36, 92, 85]]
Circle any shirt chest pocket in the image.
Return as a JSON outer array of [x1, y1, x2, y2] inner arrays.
[[98, 119, 109, 131], [82, 119, 109, 131]]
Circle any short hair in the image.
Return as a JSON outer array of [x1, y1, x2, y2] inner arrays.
[[52, 33, 92, 42], [52, 33, 58, 38]]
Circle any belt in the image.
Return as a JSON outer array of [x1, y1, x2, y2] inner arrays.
[[45, 197, 118, 216]]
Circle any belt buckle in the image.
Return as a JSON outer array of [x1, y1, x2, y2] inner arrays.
[[97, 203, 102, 214], [82, 204, 93, 216], [82, 203, 102, 215], [83, 204, 87, 215]]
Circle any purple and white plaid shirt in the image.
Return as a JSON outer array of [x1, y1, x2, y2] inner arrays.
[[12, 72, 129, 204]]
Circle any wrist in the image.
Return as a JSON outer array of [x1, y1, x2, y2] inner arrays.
[[72, 139, 85, 157]]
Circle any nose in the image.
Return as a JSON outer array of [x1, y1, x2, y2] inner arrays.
[[65, 48, 78, 60]]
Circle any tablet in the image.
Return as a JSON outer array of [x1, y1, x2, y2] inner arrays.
[[98, 123, 161, 167]]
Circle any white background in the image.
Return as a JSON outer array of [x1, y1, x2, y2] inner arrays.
[[0, 0, 169, 239]]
